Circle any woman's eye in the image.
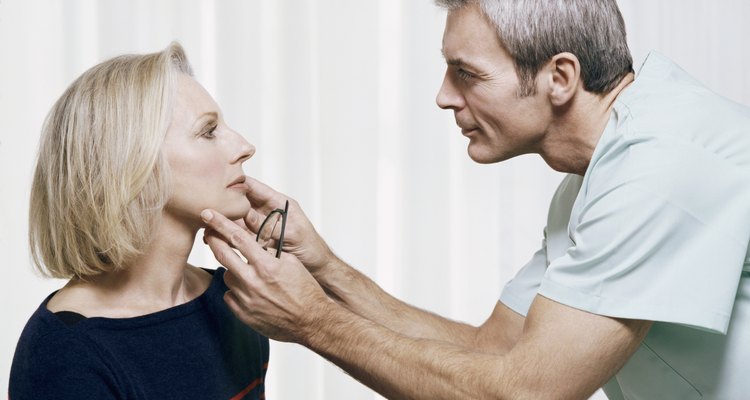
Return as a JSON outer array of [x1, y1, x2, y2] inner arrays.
[[202, 125, 217, 139]]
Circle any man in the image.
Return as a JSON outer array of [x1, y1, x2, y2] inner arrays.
[[203, 0, 750, 398]]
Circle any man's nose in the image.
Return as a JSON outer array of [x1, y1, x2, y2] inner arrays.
[[436, 70, 465, 110]]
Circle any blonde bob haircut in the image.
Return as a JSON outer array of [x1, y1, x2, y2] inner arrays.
[[29, 42, 193, 279]]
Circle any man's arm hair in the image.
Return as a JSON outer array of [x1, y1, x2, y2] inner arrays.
[[302, 294, 651, 400], [317, 257, 525, 354]]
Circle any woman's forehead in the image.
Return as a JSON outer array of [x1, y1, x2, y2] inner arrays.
[[174, 74, 220, 121]]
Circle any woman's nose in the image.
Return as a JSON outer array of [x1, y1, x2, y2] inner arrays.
[[232, 132, 255, 164]]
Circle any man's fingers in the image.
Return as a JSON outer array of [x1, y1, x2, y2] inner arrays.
[[202, 209, 270, 269], [205, 221, 279, 257], [223, 269, 241, 291], [265, 246, 280, 258], [202, 209, 252, 250], [205, 231, 254, 278], [243, 207, 264, 234], [223, 290, 249, 323], [245, 176, 284, 213], [232, 217, 252, 233]]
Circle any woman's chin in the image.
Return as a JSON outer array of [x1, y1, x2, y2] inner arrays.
[[215, 202, 252, 222]]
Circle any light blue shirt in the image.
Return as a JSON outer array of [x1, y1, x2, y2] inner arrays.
[[500, 52, 750, 399]]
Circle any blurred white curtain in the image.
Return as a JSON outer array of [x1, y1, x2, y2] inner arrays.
[[2, 1, 749, 399]]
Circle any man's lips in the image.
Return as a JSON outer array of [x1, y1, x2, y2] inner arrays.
[[461, 127, 479, 136], [456, 119, 479, 136]]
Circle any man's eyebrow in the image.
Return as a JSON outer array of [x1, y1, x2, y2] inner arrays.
[[440, 49, 478, 69], [440, 48, 458, 64]]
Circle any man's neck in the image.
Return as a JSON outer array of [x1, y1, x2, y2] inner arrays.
[[539, 73, 635, 175]]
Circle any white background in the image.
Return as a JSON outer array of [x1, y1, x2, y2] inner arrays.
[[1, 0, 749, 398]]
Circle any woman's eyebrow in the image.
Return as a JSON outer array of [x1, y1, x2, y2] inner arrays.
[[191, 111, 219, 131]]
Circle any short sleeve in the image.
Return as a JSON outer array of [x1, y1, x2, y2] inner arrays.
[[539, 139, 750, 333], [500, 174, 582, 317], [499, 235, 547, 317]]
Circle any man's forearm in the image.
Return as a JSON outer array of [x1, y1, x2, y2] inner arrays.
[[315, 257, 480, 346], [303, 299, 517, 400], [301, 296, 628, 400]]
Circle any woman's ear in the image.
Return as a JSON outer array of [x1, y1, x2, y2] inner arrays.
[[546, 52, 581, 106]]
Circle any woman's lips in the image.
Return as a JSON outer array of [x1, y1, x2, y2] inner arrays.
[[227, 176, 247, 189]]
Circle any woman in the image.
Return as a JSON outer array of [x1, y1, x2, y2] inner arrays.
[[9, 43, 269, 399]]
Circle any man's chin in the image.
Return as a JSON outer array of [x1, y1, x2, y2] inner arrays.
[[467, 144, 506, 164]]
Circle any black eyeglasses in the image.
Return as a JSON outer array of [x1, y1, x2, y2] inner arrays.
[[256, 200, 289, 258]]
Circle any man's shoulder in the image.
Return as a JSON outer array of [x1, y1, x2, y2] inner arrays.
[[617, 52, 750, 146]]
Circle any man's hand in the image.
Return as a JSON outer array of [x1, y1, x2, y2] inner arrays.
[[202, 208, 332, 343], [238, 177, 336, 277], [201, 207, 652, 399]]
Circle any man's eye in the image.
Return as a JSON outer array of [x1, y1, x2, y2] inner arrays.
[[456, 68, 474, 81]]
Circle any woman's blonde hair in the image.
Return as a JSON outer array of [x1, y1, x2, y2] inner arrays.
[[29, 42, 194, 279]]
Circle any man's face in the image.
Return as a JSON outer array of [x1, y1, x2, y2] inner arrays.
[[436, 3, 551, 164]]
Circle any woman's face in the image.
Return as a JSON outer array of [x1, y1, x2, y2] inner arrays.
[[162, 74, 255, 228]]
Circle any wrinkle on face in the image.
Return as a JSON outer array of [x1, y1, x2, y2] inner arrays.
[[437, 2, 552, 164]]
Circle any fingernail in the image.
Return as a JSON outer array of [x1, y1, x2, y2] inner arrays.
[[201, 210, 213, 222]]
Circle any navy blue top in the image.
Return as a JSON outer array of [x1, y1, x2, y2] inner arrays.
[[9, 268, 269, 399]]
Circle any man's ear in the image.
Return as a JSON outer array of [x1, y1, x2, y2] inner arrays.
[[546, 52, 581, 106]]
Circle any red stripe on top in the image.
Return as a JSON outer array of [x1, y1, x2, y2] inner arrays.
[[229, 378, 263, 400]]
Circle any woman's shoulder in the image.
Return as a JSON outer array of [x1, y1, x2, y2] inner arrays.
[[10, 305, 119, 398], [13, 298, 100, 360], [45, 265, 220, 318], [45, 281, 92, 314]]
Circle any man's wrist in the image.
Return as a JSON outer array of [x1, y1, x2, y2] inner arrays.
[[299, 296, 341, 348], [311, 252, 346, 284]]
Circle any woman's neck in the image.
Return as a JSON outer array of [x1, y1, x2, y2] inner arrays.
[[53, 215, 212, 318]]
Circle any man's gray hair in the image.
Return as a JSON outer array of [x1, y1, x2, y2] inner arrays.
[[436, 0, 633, 96]]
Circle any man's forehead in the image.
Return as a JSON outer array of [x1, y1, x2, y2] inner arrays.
[[443, 1, 489, 32], [440, 3, 505, 67]]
